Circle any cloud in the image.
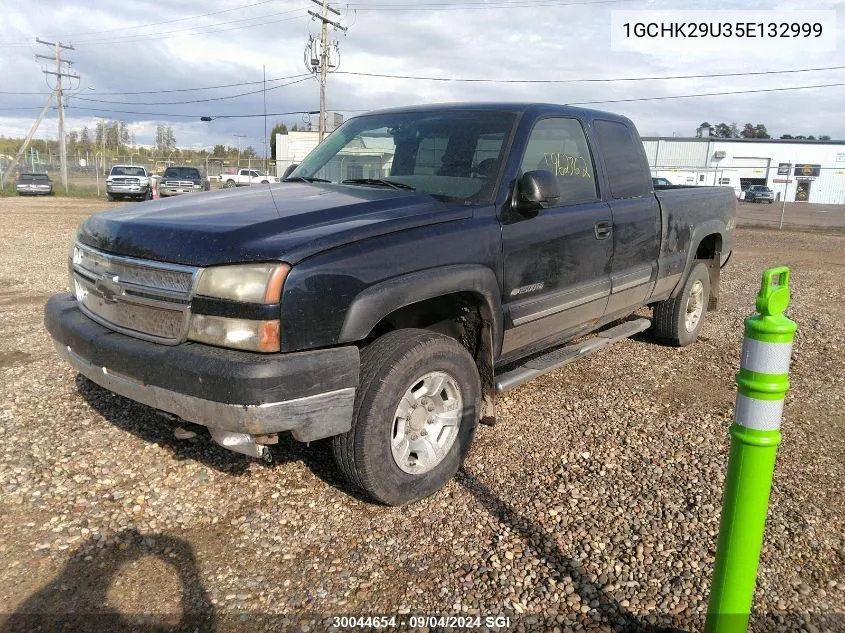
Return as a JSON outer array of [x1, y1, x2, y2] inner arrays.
[[1, 0, 844, 147]]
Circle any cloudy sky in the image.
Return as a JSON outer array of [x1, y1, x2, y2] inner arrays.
[[1, 0, 843, 152]]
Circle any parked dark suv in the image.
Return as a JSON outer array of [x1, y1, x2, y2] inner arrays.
[[159, 166, 209, 197], [16, 172, 54, 196], [745, 185, 774, 204]]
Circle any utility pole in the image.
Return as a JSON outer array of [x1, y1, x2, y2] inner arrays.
[[263, 64, 268, 172], [233, 134, 247, 167], [0, 94, 54, 188], [100, 118, 106, 173], [305, 0, 347, 142], [35, 37, 77, 192]]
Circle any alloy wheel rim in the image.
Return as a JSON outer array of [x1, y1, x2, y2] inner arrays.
[[390, 371, 462, 475], [685, 280, 704, 332]]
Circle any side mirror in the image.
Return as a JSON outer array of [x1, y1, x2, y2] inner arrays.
[[281, 164, 299, 180], [516, 170, 560, 210]]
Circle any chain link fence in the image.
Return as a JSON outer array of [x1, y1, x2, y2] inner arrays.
[[0, 153, 276, 195]]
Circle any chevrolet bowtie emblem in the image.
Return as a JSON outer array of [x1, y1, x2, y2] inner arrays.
[[94, 275, 122, 304]]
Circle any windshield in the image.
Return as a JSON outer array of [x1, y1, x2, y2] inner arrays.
[[111, 166, 146, 177], [750, 186, 771, 192], [163, 167, 201, 179], [290, 109, 517, 202], [20, 173, 49, 181]]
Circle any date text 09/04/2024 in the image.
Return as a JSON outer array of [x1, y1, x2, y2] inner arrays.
[[333, 615, 513, 629]]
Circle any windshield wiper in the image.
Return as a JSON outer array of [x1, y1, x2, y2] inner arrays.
[[341, 178, 416, 191], [283, 176, 331, 183]]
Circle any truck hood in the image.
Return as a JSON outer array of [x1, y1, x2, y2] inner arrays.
[[76, 183, 471, 266]]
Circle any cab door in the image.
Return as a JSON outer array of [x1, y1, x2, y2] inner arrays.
[[500, 117, 613, 359], [592, 119, 660, 316]]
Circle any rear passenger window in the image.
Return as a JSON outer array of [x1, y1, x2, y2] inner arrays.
[[593, 119, 650, 199], [519, 118, 598, 205]]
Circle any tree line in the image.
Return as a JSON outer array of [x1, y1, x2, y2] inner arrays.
[[1, 118, 310, 163], [698, 122, 831, 141]]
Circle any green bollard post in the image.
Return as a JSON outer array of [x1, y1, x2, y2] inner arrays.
[[705, 266, 797, 633]]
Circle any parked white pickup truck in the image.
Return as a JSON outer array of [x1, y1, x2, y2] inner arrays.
[[220, 169, 280, 188], [106, 165, 151, 201]]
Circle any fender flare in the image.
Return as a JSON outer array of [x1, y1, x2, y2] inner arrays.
[[338, 264, 503, 358], [670, 219, 726, 298]]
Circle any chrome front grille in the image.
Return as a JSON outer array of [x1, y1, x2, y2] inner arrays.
[[71, 243, 198, 344], [111, 177, 140, 185]]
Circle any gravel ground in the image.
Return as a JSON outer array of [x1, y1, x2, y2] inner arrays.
[[0, 196, 843, 632]]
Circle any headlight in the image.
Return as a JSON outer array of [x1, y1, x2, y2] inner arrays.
[[195, 263, 289, 303], [189, 263, 289, 352]]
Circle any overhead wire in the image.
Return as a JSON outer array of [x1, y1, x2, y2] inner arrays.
[[0, 0, 297, 43], [3, 81, 844, 118], [0, 5, 309, 48], [335, 65, 845, 84], [567, 82, 845, 105], [0, 74, 308, 96], [345, 0, 631, 10], [5, 64, 844, 98], [69, 76, 314, 106]]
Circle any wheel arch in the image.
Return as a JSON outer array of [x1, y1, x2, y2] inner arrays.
[[339, 265, 502, 422], [670, 222, 725, 308]]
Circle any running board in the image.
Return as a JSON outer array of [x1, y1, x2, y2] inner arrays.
[[495, 318, 651, 393]]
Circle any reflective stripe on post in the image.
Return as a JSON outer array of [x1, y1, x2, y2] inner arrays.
[[705, 267, 797, 633]]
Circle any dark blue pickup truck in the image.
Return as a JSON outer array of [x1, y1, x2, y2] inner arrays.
[[45, 103, 735, 505]]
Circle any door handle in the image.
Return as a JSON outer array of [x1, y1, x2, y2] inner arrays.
[[594, 221, 612, 240]]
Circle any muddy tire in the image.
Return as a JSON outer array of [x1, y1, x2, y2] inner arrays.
[[652, 262, 710, 346], [332, 329, 480, 506]]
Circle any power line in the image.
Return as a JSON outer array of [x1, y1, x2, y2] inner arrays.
[[335, 64, 845, 84], [0, 74, 309, 96], [568, 82, 845, 105], [67, 8, 308, 45], [346, 0, 631, 10], [21, 0, 282, 40], [69, 76, 313, 106], [5, 81, 845, 120], [4, 64, 844, 98], [0, 9, 308, 48]]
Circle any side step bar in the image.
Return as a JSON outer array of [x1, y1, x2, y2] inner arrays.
[[495, 318, 651, 393]]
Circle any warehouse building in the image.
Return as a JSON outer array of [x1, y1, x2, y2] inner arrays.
[[642, 137, 845, 204]]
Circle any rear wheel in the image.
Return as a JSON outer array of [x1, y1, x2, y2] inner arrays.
[[225, 180, 237, 188], [652, 262, 710, 346], [332, 329, 481, 506]]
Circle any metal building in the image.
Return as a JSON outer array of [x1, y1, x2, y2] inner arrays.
[[642, 137, 845, 204]]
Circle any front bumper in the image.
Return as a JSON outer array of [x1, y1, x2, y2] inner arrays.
[[159, 185, 203, 196], [107, 184, 149, 195], [45, 294, 359, 441]]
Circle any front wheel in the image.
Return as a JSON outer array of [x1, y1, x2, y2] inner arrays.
[[651, 262, 711, 346], [332, 329, 481, 506]]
